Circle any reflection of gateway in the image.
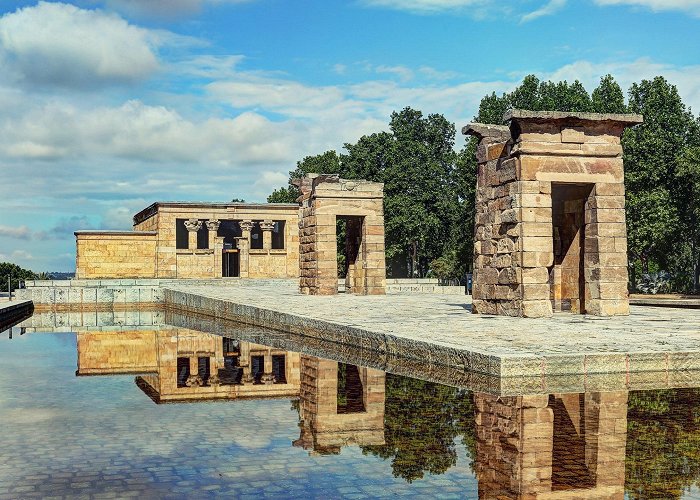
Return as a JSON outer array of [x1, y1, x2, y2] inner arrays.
[[474, 391, 627, 500], [293, 355, 385, 455]]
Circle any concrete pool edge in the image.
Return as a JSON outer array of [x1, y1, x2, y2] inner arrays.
[[162, 287, 700, 380]]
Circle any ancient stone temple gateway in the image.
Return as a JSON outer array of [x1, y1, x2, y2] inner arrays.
[[465, 110, 642, 318]]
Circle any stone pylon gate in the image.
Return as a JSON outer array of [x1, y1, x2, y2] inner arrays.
[[295, 174, 386, 295], [464, 110, 642, 318]]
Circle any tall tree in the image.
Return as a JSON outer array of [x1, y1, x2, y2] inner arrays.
[[623, 77, 694, 280], [592, 74, 627, 113]]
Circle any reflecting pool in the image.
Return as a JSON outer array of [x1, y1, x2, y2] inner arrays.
[[2, 311, 700, 498]]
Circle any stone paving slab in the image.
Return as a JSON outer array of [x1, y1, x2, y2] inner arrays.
[[164, 282, 700, 378]]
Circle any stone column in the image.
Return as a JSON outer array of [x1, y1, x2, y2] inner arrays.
[[184, 218, 202, 250], [206, 220, 222, 278], [237, 220, 254, 278], [208, 355, 220, 385], [185, 356, 202, 387], [260, 220, 275, 250], [206, 220, 221, 248]]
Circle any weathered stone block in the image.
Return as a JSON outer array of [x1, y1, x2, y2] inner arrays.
[[522, 300, 553, 318], [521, 251, 553, 268]]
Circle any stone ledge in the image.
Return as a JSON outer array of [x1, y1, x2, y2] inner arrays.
[[161, 283, 700, 384], [504, 109, 643, 124]]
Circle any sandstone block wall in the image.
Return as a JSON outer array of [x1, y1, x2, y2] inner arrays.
[[464, 110, 642, 318], [138, 332, 301, 403], [76, 330, 159, 375], [75, 231, 157, 279], [75, 202, 302, 280], [297, 174, 386, 295]]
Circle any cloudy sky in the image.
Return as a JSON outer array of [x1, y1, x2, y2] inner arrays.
[[0, 0, 699, 272]]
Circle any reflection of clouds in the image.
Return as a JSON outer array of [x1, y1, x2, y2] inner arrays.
[[1, 408, 63, 424], [0, 332, 480, 495]]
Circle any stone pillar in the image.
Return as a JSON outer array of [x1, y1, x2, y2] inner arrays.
[[206, 220, 221, 248], [260, 220, 275, 250], [237, 220, 254, 278], [184, 218, 202, 250], [185, 356, 202, 387], [206, 220, 222, 278]]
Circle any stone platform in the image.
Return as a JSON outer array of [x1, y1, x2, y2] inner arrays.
[[163, 282, 700, 380]]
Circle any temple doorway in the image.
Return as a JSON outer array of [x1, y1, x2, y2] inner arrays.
[[550, 183, 593, 313], [222, 250, 239, 277], [337, 215, 365, 294]]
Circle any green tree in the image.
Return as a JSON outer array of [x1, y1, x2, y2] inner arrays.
[[623, 77, 695, 284], [592, 74, 627, 113], [626, 389, 700, 499], [0, 262, 38, 291], [266, 187, 297, 203], [675, 146, 700, 292], [360, 374, 475, 482]]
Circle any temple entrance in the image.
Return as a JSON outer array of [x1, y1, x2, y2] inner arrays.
[[550, 183, 593, 314], [296, 174, 385, 295], [337, 215, 365, 294], [222, 250, 239, 277]]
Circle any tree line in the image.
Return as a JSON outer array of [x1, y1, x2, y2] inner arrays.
[[269, 74, 700, 292]]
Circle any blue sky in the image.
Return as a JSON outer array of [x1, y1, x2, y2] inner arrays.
[[0, 0, 699, 272]]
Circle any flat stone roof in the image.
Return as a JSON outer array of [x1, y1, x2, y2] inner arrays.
[[504, 108, 644, 124], [164, 282, 700, 384], [133, 201, 299, 225]]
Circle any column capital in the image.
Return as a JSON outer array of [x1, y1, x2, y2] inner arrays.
[[205, 219, 221, 231], [184, 218, 203, 232], [239, 219, 254, 232], [259, 220, 275, 232], [185, 374, 203, 387]]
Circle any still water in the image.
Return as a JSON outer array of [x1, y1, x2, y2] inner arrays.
[[2, 311, 700, 499]]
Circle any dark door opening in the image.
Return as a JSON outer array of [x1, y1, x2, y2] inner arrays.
[[223, 251, 240, 277], [337, 363, 365, 414], [337, 215, 365, 294], [551, 183, 593, 314]]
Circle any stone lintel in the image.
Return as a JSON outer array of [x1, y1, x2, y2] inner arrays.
[[504, 109, 643, 127], [75, 230, 157, 236]]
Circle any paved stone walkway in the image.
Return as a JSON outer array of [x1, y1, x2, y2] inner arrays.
[[165, 281, 700, 377]]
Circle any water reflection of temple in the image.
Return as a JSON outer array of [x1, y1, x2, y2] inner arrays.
[[474, 391, 628, 500], [76, 329, 300, 403], [293, 355, 386, 455]]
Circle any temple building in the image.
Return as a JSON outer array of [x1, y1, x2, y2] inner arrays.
[[75, 201, 300, 279]]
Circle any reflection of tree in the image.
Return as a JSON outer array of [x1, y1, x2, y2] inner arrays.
[[361, 374, 475, 483], [626, 389, 700, 499]]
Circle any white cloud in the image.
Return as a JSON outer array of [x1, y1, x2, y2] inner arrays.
[[94, 0, 255, 19], [521, 0, 567, 22], [375, 65, 414, 82], [0, 225, 32, 240], [0, 2, 160, 89], [593, 0, 700, 16], [360, 0, 490, 13]]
